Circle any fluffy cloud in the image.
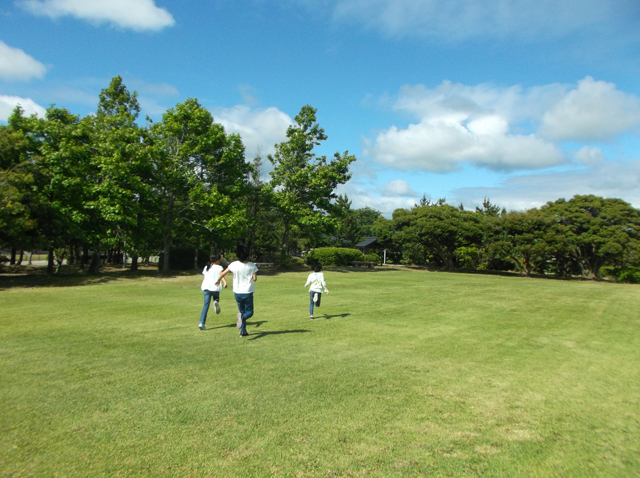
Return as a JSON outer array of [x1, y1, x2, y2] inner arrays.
[[328, 0, 613, 41], [0, 95, 47, 121], [366, 120, 565, 172], [451, 159, 640, 211], [20, 0, 175, 31], [336, 183, 418, 215], [539, 77, 640, 141], [365, 77, 640, 173], [573, 146, 604, 165], [0, 41, 47, 82], [365, 81, 567, 172], [210, 105, 292, 159], [382, 179, 418, 197]]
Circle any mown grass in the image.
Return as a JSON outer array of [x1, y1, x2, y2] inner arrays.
[[1, 268, 639, 477]]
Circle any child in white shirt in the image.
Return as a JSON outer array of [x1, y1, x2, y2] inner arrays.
[[216, 245, 258, 337], [199, 254, 227, 330], [305, 263, 329, 319]]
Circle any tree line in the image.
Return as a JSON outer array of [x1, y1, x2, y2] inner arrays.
[[372, 196, 640, 281], [2, 76, 639, 281], [0, 76, 361, 273]]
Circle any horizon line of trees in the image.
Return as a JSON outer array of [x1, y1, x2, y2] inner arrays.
[[372, 195, 640, 281], [2, 76, 639, 281], [0, 76, 360, 274]]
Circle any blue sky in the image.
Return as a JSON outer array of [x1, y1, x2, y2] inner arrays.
[[2, 0, 640, 216]]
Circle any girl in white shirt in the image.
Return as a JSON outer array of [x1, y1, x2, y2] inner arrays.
[[304, 263, 329, 319], [198, 254, 227, 330], [216, 245, 258, 337]]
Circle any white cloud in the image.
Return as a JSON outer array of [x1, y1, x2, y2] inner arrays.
[[0, 95, 47, 121], [539, 77, 640, 141], [20, 0, 175, 31], [210, 105, 293, 158], [366, 121, 565, 172], [365, 77, 640, 173], [365, 80, 568, 172], [392, 81, 568, 125], [451, 159, 640, 211], [573, 146, 604, 165], [382, 179, 418, 197], [135, 82, 180, 97], [0, 41, 47, 82], [336, 183, 417, 216], [328, 0, 614, 41], [138, 96, 168, 117]]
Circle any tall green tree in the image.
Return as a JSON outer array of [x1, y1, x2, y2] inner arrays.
[[84, 76, 149, 272], [541, 195, 640, 278], [0, 109, 41, 258], [245, 151, 279, 259], [393, 203, 483, 268], [488, 209, 552, 276], [268, 105, 356, 254], [331, 194, 381, 247], [1, 106, 92, 274], [149, 98, 249, 273]]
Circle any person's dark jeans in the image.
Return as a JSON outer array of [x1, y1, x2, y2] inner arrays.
[[199, 290, 220, 326], [309, 290, 321, 316], [234, 293, 254, 333]]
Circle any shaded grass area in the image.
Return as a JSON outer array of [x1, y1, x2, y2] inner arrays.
[[1, 269, 639, 476]]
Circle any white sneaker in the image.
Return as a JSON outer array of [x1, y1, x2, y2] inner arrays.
[[236, 312, 242, 329], [213, 301, 220, 314], [313, 293, 319, 304], [199, 324, 206, 330]]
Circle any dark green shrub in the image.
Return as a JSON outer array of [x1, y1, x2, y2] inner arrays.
[[306, 248, 363, 266], [363, 253, 380, 264], [616, 266, 640, 284]]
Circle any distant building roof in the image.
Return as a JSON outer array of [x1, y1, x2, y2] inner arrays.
[[355, 237, 378, 248]]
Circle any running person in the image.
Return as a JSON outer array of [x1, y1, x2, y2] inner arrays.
[[216, 245, 258, 337], [304, 263, 329, 319], [199, 254, 227, 330]]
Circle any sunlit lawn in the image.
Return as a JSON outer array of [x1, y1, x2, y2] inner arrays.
[[1, 267, 639, 476]]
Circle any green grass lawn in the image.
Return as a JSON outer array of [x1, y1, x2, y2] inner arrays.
[[1, 268, 639, 477]]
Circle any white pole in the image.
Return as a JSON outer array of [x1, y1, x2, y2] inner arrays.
[[383, 249, 387, 265]]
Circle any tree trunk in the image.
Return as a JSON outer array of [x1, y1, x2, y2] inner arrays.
[[281, 220, 290, 251], [17, 250, 24, 266], [55, 249, 65, 274], [81, 244, 89, 269], [68, 246, 76, 266], [163, 232, 171, 274], [88, 245, 101, 274], [162, 195, 174, 274], [10, 248, 16, 265], [47, 247, 55, 275], [130, 255, 138, 271], [194, 235, 200, 270]]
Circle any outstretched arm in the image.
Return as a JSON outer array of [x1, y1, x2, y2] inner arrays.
[[215, 268, 230, 286]]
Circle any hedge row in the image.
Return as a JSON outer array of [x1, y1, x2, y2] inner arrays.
[[305, 248, 363, 266]]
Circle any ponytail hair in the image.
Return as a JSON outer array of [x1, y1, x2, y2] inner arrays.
[[206, 253, 221, 271]]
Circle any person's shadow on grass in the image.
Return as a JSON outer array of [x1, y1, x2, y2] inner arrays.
[[205, 320, 268, 330], [321, 313, 351, 320], [248, 329, 311, 341]]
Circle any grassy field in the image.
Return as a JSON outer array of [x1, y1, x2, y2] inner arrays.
[[1, 267, 639, 477]]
